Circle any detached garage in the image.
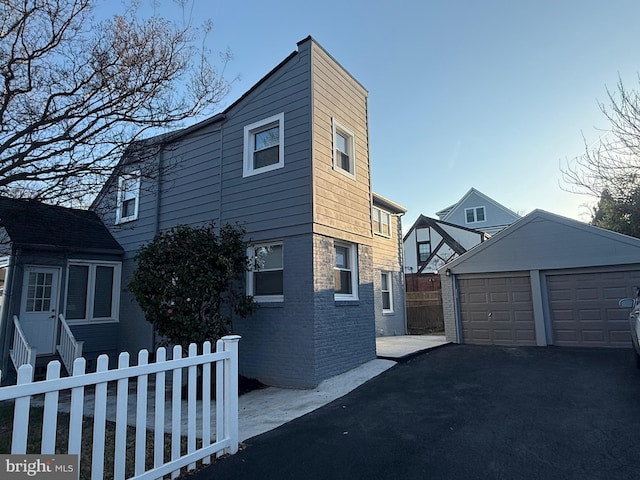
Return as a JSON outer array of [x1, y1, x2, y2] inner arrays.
[[441, 210, 640, 348]]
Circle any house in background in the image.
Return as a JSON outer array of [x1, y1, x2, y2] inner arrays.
[[0, 197, 123, 381], [92, 36, 406, 388], [435, 188, 521, 235], [403, 215, 488, 274]]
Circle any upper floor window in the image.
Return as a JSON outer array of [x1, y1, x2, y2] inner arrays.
[[247, 242, 283, 302], [332, 118, 355, 178], [465, 206, 486, 224], [418, 242, 431, 263], [372, 206, 392, 237], [64, 261, 121, 323], [334, 241, 358, 300], [381, 272, 393, 313], [116, 171, 140, 224], [243, 113, 285, 177]]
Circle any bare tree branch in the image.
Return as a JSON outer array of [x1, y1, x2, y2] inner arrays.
[[0, 0, 232, 206]]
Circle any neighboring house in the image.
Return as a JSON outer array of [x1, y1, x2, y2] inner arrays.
[[441, 210, 640, 349], [403, 215, 488, 274], [435, 188, 520, 235], [0, 197, 123, 381], [92, 36, 406, 388]]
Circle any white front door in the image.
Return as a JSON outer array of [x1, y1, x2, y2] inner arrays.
[[20, 267, 60, 355]]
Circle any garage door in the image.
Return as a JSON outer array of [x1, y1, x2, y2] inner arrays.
[[458, 275, 536, 346], [548, 271, 638, 348]]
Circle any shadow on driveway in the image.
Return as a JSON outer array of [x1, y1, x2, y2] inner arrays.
[[188, 344, 640, 480]]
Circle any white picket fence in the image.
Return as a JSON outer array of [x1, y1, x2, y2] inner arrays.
[[0, 336, 241, 480]]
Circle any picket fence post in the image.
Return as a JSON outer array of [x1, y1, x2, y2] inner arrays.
[[222, 335, 241, 455]]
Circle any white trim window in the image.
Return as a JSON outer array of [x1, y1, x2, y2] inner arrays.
[[381, 272, 393, 313], [243, 113, 285, 177], [372, 206, 392, 237], [64, 261, 121, 323], [332, 118, 356, 178], [334, 241, 358, 300], [465, 206, 486, 224], [116, 171, 140, 224], [247, 242, 284, 302]]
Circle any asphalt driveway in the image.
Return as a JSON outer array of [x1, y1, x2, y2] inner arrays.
[[189, 344, 640, 480]]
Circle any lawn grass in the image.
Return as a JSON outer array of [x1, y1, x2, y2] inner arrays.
[[0, 400, 204, 480]]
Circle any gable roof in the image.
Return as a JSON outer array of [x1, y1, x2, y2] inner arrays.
[[444, 209, 640, 274], [0, 197, 123, 254], [403, 214, 487, 242], [435, 188, 519, 222]]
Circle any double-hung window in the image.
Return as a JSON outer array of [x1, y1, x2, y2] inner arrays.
[[332, 118, 355, 178], [465, 206, 486, 224], [64, 261, 121, 323], [243, 113, 285, 177], [381, 272, 393, 313], [116, 171, 140, 224], [334, 242, 358, 300], [417, 242, 431, 263], [372, 206, 392, 237], [248, 242, 283, 302]]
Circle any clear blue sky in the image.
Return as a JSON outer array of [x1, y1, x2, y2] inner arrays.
[[105, 0, 640, 228]]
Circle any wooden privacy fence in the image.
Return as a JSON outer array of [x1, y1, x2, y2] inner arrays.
[[0, 335, 241, 480]]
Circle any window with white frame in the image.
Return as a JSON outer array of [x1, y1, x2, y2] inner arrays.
[[116, 171, 140, 224], [381, 272, 393, 313], [247, 242, 283, 301], [332, 118, 355, 177], [64, 261, 121, 323], [372, 206, 392, 237], [334, 241, 358, 300], [243, 113, 285, 177], [465, 206, 486, 224]]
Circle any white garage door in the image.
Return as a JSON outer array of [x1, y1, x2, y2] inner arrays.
[[548, 270, 639, 348], [458, 275, 536, 346]]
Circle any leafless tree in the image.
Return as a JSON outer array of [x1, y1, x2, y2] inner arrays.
[[562, 77, 640, 209], [0, 0, 232, 206]]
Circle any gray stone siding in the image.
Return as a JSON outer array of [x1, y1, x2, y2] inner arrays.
[[312, 235, 376, 385]]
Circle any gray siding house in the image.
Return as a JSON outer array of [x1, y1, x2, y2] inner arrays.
[[92, 36, 406, 388], [436, 188, 520, 235]]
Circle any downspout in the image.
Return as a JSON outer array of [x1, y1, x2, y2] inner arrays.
[[151, 146, 165, 350], [396, 212, 408, 335]]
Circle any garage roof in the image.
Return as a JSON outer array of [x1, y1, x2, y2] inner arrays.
[[444, 209, 640, 274]]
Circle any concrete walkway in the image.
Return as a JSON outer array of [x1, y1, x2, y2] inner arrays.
[[376, 334, 448, 360], [32, 335, 448, 442]]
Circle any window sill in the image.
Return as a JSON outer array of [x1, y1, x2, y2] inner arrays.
[[382, 311, 395, 315], [256, 301, 284, 308], [334, 300, 360, 306], [373, 232, 392, 238]]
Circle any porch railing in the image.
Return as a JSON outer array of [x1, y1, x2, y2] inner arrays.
[[9, 315, 36, 374], [56, 314, 84, 375]]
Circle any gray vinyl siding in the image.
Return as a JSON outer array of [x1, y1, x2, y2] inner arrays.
[[218, 46, 312, 238], [444, 192, 518, 232]]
